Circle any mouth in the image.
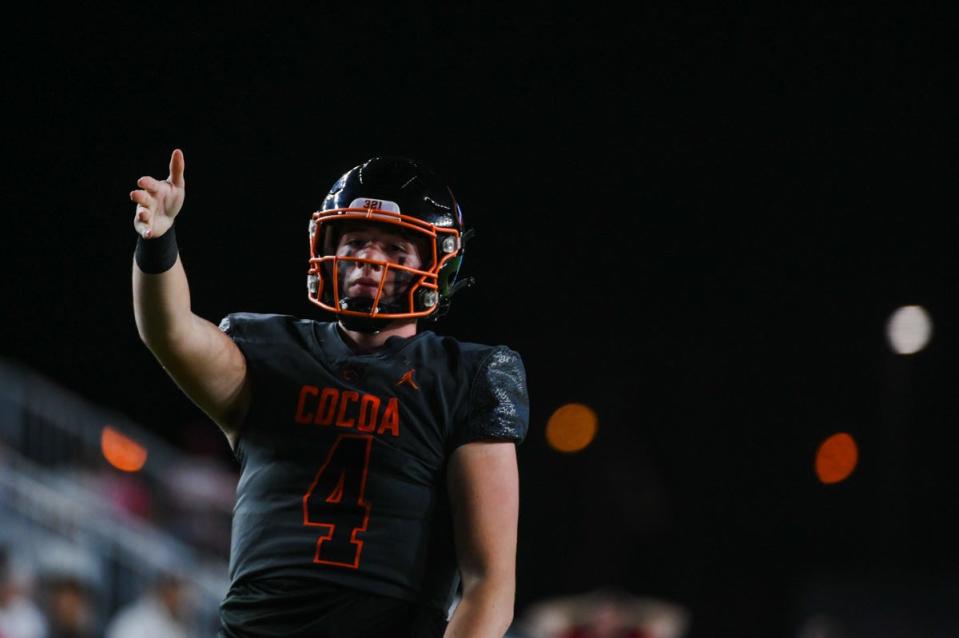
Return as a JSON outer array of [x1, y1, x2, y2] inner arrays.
[[348, 277, 382, 296]]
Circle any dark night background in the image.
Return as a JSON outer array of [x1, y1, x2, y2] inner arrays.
[[4, 4, 959, 636]]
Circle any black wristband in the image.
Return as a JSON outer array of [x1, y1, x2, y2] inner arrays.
[[135, 226, 179, 274]]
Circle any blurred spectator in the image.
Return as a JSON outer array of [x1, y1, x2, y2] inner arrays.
[[517, 588, 690, 638], [35, 543, 100, 638], [105, 573, 193, 638], [37, 576, 95, 638], [0, 546, 47, 638]]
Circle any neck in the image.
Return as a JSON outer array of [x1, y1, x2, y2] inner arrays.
[[337, 319, 418, 354]]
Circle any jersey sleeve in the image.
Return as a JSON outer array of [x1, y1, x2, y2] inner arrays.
[[453, 346, 530, 448], [218, 313, 253, 356], [217, 313, 257, 456], [217, 312, 271, 398], [218, 312, 265, 354]]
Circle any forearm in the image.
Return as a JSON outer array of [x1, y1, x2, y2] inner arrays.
[[444, 576, 514, 638], [446, 443, 520, 638], [132, 254, 195, 349]]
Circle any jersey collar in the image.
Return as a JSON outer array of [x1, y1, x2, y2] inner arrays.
[[317, 321, 425, 360]]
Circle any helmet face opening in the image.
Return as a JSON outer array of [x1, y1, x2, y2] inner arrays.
[[308, 208, 456, 322], [306, 158, 468, 332]]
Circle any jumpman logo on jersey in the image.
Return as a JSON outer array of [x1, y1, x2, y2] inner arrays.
[[396, 368, 419, 390]]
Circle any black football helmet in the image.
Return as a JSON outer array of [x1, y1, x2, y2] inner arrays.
[[308, 157, 472, 333]]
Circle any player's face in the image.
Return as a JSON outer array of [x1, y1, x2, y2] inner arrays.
[[335, 225, 425, 302]]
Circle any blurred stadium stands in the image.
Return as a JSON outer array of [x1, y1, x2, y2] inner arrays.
[[0, 358, 231, 635]]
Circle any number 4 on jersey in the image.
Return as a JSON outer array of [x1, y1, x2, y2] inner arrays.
[[302, 434, 372, 569]]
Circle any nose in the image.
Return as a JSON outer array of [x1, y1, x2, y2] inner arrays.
[[355, 243, 386, 272]]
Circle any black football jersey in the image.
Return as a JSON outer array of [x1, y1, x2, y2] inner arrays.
[[217, 313, 529, 617]]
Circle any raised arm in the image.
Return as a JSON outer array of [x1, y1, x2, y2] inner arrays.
[[444, 441, 519, 638], [131, 149, 249, 448]]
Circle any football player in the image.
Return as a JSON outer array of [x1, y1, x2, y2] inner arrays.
[[130, 150, 529, 637]]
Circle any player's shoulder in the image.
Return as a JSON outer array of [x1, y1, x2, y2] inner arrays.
[[412, 331, 525, 378], [426, 334, 529, 447], [218, 311, 327, 343]]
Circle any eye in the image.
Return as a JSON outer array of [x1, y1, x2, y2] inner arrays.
[[391, 244, 408, 253]]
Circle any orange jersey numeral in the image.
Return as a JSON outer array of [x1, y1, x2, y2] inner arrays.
[[302, 434, 373, 569]]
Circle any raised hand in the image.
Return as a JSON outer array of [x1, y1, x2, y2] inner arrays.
[[130, 149, 185, 239]]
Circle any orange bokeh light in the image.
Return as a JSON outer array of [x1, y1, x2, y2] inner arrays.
[[815, 432, 858, 484], [101, 426, 148, 472], [546, 403, 598, 453]]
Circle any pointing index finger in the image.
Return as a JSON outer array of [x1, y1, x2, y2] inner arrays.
[[169, 148, 185, 188]]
